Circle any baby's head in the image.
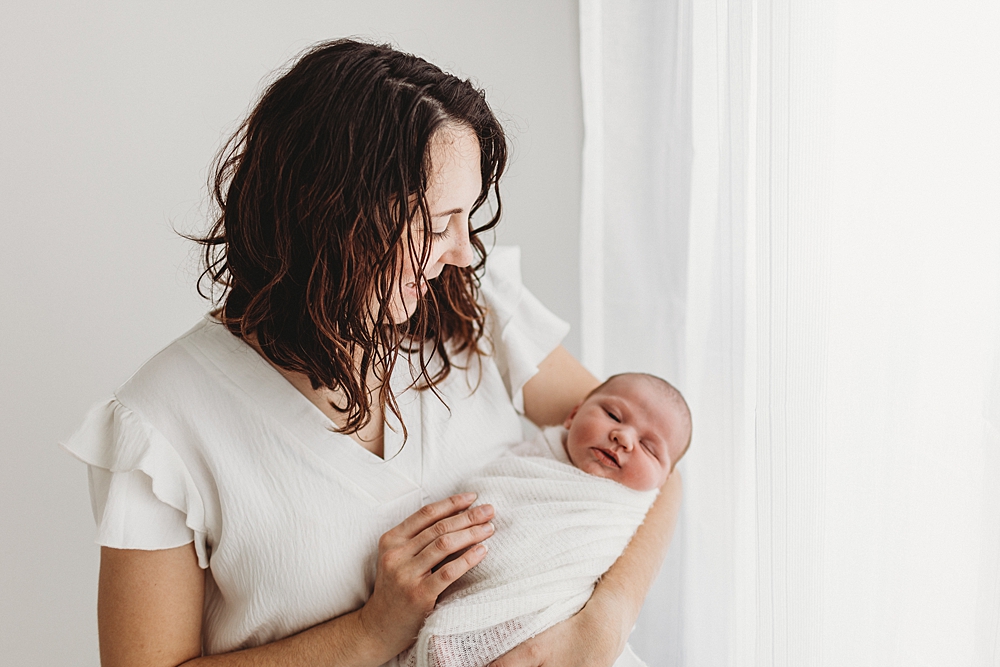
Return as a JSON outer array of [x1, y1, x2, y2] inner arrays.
[[562, 373, 692, 491]]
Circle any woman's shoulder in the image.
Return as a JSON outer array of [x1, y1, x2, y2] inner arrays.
[[113, 317, 244, 411], [479, 245, 568, 334], [476, 247, 570, 412], [478, 245, 525, 321]]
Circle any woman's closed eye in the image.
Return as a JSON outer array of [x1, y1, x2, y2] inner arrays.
[[605, 410, 620, 422]]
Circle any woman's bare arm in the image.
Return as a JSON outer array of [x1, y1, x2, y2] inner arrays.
[[99, 545, 205, 666], [98, 494, 495, 667], [521, 346, 602, 427], [498, 346, 685, 667], [99, 546, 383, 667]]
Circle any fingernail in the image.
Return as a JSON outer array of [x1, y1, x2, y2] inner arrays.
[[459, 492, 477, 503], [474, 543, 488, 555]]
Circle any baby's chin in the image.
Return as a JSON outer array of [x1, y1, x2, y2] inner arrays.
[[578, 459, 617, 481], [573, 450, 627, 484], [585, 465, 659, 492], [564, 446, 607, 476], [625, 478, 665, 492]]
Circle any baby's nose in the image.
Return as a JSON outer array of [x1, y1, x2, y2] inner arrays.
[[612, 428, 637, 450]]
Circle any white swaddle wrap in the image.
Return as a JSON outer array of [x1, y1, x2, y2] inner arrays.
[[397, 427, 657, 667]]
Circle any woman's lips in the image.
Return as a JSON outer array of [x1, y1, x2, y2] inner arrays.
[[404, 279, 427, 297]]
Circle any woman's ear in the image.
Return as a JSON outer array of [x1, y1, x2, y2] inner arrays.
[[563, 403, 581, 430]]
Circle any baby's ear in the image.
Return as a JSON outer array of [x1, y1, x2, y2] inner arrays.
[[563, 403, 581, 430]]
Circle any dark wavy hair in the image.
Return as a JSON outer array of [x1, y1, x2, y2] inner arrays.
[[194, 39, 507, 435]]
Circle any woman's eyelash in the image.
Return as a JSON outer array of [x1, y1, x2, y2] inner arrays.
[[431, 226, 451, 240]]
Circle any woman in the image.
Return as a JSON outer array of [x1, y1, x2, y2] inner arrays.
[[64, 39, 682, 667]]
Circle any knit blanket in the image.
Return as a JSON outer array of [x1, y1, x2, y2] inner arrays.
[[395, 430, 657, 667]]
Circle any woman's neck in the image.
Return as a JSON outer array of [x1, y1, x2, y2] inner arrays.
[[243, 331, 386, 458]]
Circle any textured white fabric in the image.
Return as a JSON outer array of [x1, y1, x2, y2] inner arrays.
[[396, 427, 655, 667], [60, 246, 569, 657]]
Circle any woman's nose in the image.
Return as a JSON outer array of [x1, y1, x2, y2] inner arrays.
[[442, 222, 474, 268]]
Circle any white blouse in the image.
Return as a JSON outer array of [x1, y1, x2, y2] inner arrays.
[[62, 246, 569, 656]]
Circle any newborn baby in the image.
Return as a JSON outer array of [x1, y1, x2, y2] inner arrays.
[[397, 372, 691, 667]]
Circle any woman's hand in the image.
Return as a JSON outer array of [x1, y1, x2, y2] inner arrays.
[[358, 493, 495, 662], [487, 600, 622, 667]]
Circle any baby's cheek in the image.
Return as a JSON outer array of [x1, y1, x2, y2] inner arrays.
[[636, 459, 666, 491]]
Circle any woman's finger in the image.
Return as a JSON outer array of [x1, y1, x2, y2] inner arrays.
[[409, 502, 494, 554], [427, 541, 490, 596], [386, 493, 478, 542], [413, 519, 495, 572]]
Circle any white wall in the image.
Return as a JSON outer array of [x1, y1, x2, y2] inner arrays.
[[0, 3, 582, 663]]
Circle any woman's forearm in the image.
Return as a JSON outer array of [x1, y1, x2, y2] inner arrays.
[[100, 545, 392, 667], [582, 471, 683, 657], [102, 493, 494, 667], [181, 610, 387, 667]]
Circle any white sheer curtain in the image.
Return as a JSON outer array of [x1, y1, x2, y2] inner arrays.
[[580, 1, 1000, 665]]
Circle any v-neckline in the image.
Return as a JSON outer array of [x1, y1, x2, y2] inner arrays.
[[267, 363, 388, 459], [185, 317, 426, 503]]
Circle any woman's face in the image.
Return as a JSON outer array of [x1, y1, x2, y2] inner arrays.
[[390, 124, 482, 323]]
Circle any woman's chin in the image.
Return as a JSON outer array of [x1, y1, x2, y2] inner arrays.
[[388, 297, 419, 324]]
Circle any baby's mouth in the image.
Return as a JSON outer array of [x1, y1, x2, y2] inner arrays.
[[594, 448, 620, 468]]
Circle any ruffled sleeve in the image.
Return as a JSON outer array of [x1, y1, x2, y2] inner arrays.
[[480, 246, 571, 413], [61, 399, 210, 568]]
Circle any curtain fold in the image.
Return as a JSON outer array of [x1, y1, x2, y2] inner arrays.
[[580, 1, 1000, 665], [579, 2, 693, 663]]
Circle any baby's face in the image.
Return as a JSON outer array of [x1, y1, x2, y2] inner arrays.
[[563, 376, 685, 491]]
